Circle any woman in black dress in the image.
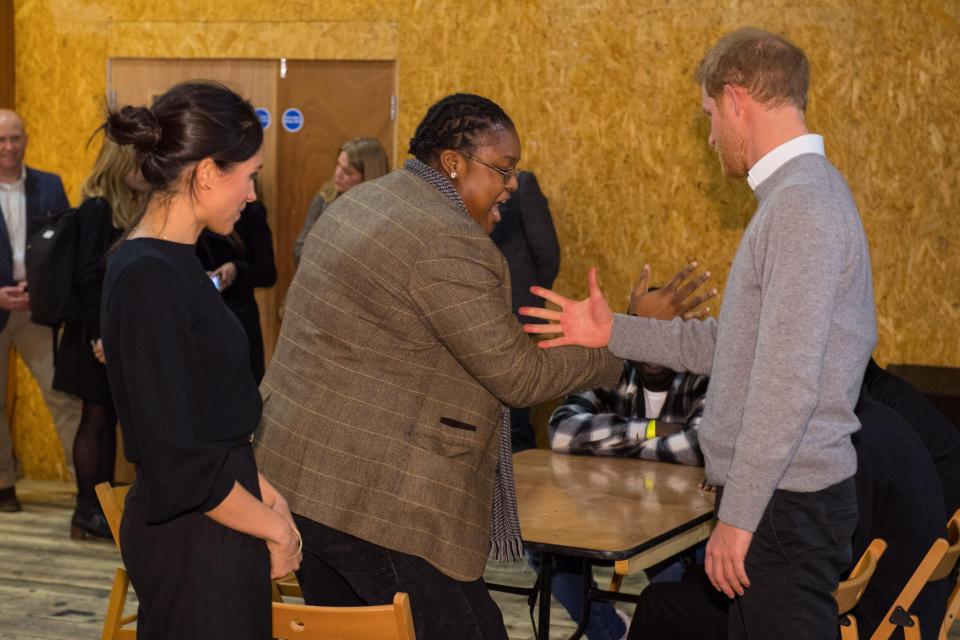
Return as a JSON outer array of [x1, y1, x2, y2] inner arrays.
[[53, 138, 146, 539], [196, 192, 276, 383], [100, 81, 301, 639]]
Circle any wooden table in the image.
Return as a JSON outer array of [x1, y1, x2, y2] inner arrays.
[[493, 449, 715, 640]]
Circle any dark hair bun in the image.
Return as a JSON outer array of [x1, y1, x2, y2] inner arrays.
[[105, 106, 162, 153], [102, 81, 261, 194]]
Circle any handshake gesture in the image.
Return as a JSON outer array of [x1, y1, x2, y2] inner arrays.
[[519, 262, 717, 349]]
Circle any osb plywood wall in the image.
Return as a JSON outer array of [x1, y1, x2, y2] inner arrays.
[[11, 0, 960, 477]]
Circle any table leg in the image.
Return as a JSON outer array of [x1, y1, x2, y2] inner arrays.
[[565, 557, 593, 640], [538, 551, 553, 640]]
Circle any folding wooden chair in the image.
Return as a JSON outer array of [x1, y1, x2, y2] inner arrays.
[[272, 572, 304, 602], [272, 591, 416, 640], [94, 482, 136, 640], [834, 538, 888, 639], [866, 536, 950, 640], [933, 509, 960, 640], [863, 508, 960, 640]]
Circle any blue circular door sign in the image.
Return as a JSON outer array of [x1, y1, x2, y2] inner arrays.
[[282, 108, 304, 133], [255, 107, 271, 130]]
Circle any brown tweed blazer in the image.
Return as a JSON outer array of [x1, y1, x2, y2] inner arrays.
[[254, 169, 621, 580]]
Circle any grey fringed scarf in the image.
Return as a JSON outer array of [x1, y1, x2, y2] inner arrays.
[[404, 158, 524, 563]]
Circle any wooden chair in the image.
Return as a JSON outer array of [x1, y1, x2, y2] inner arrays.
[[834, 538, 888, 639], [272, 592, 416, 640], [932, 509, 960, 640], [867, 508, 960, 640], [867, 537, 950, 640], [272, 572, 304, 602], [94, 482, 136, 640]]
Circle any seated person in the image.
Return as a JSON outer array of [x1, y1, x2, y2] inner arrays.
[[549, 359, 707, 466], [627, 389, 950, 640], [863, 358, 960, 517], [535, 286, 710, 640]]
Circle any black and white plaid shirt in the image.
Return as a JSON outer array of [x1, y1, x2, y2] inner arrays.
[[548, 362, 709, 465]]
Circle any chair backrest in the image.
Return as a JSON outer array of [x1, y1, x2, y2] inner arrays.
[[94, 482, 137, 640], [929, 509, 960, 582], [869, 537, 950, 640], [835, 538, 888, 615], [936, 510, 960, 640], [272, 592, 416, 640], [95, 482, 130, 549]]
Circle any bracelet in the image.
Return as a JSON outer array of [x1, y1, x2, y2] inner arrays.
[[646, 419, 657, 440], [275, 526, 303, 561]]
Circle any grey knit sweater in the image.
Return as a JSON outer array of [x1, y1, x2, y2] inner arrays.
[[609, 153, 877, 531]]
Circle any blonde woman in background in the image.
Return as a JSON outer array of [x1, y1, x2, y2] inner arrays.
[[53, 137, 147, 539], [292, 137, 389, 265]]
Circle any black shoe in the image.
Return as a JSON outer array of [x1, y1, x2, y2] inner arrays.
[[71, 504, 112, 540], [0, 486, 21, 513]]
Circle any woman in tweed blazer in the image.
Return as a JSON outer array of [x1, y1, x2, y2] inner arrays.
[[255, 93, 705, 640]]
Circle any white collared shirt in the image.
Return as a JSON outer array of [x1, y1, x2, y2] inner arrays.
[[0, 166, 27, 281], [747, 134, 825, 192]]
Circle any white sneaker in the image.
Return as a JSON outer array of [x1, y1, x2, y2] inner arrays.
[[615, 607, 632, 640]]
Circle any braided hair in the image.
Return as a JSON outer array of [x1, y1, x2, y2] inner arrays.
[[408, 93, 514, 162]]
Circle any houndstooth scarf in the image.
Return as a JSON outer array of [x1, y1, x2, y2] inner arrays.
[[404, 159, 524, 563]]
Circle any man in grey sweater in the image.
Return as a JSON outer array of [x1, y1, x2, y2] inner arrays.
[[522, 28, 876, 639]]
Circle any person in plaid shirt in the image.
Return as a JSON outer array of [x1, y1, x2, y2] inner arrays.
[[548, 361, 708, 465], [530, 280, 713, 640]]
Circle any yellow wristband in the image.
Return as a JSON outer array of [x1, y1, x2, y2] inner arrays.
[[646, 419, 657, 440]]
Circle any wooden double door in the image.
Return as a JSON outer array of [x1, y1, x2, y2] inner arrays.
[[109, 58, 397, 364]]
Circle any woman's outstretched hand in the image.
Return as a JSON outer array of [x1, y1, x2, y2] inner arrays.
[[519, 267, 613, 349]]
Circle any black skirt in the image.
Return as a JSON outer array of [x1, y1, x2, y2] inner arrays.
[[119, 445, 271, 640], [53, 320, 113, 406]]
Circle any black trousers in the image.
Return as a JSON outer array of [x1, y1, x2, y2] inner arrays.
[[630, 478, 858, 640], [510, 406, 537, 452], [293, 514, 508, 640]]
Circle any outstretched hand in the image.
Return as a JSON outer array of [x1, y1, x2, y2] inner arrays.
[[629, 261, 717, 320], [519, 267, 613, 349]]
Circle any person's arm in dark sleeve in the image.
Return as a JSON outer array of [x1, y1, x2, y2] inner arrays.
[[232, 203, 277, 289], [110, 260, 237, 523], [292, 195, 325, 266], [74, 198, 115, 331], [52, 175, 69, 209], [517, 173, 561, 288]]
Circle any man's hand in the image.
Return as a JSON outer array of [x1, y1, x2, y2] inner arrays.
[[0, 283, 29, 311], [519, 267, 614, 349], [629, 261, 717, 321], [705, 520, 753, 598]]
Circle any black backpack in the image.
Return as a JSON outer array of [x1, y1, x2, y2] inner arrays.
[[25, 205, 82, 327]]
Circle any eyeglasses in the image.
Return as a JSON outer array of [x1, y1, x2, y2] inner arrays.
[[460, 150, 521, 184]]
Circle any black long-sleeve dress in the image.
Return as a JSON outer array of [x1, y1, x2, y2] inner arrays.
[[101, 238, 270, 639], [196, 201, 276, 382], [53, 197, 121, 405]]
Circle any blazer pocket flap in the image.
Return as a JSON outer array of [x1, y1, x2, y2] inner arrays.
[[440, 417, 477, 432]]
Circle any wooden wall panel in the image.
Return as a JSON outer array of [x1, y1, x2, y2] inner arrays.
[[9, 0, 960, 477]]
